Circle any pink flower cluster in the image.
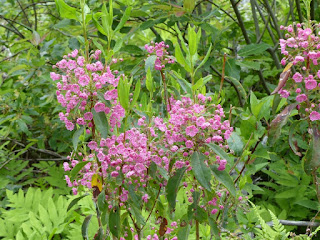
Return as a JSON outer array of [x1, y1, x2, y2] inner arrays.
[[144, 41, 175, 70], [279, 22, 320, 121], [51, 49, 125, 132], [143, 94, 233, 172]]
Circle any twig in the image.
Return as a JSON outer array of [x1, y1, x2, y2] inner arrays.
[[17, 158, 68, 161], [262, 0, 282, 39], [295, 0, 303, 23], [256, 220, 320, 228], [32, 0, 37, 31], [16, 0, 32, 27], [0, 24, 25, 39], [230, 0, 251, 44], [250, 0, 260, 37], [142, 186, 162, 229], [0, 48, 29, 63], [206, 0, 238, 23]]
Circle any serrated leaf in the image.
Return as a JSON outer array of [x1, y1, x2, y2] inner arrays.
[[210, 165, 236, 196], [191, 152, 212, 191]]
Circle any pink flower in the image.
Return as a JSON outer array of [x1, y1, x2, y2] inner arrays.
[[296, 94, 307, 103], [211, 209, 218, 215], [84, 112, 93, 120], [310, 111, 320, 121], [65, 120, 74, 131], [185, 125, 198, 137], [185, 140, 194, 148], [142, 194, 149, 203], [88, 141, 98, 150], [305, 79, 317, 90], [293, 73, 303, 83], [94, 102, 106, 112]]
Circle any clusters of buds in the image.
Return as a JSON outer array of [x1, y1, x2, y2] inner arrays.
[[278, 22, 320, 121], [144, 41, 175, 70]]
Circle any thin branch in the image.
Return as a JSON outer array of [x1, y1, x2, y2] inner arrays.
[[16, 0, 32, 27], [137, 17, 161, 38], [230, 0, 251, 44], [295, 0, 303, 23], [256, 220, 320, 229], [32, 0, 38, 31], [0, 15, 33, 32], [0, 48, 29, 63], [0, 24, 25, 39], [263, 0, 282, 39], [206, 0, 238, 23], [250, 0, 260, 38]]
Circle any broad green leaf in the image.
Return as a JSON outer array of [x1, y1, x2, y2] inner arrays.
[[131, 204, 146, 226], [184, 0, 195, 12], [122, 45, 143, 55], [238, 43, 270, 56], [145, 55, 157, 72], [227, 76, 247, 104], [92, 109, 109, 138], [191, 152, 212, 191], [109, 206, 120, 238], [70, 161, 89, 181], [304, 126, 320, 175], [82, 215, 92, 240], [206, 143, 233, 163], [118, 76, 130, 111], [166, 167, 187, 210], [210, 165, 236, 196], [170, 71, 192, 95], [113, 38, 123, 52], [115, 7, 132, 32], [131, 79, 141, 108], [235, 60, 260, 70], [177, 225, 190, 240], [225, 59, 240, 81], [274, 188, 297, 198], [72, 127, 84, 151], [295, 200, 320, 210], [227, 132, 244, 156], [55, 0, 77, 20], [94, 227, 104, 240]]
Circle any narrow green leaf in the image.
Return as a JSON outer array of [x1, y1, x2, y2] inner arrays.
[[170, 71, 192, 95], [191, 152, 212, 191], [206, 143, 233, 163], [109, 206, 120, 238], [210, 165, 236, 196], [131, 79, 141, 108], [304, 126, 320, 175], [175, 44, 191, 72], [195, 44, 212, 74], [115, 7, 132, 32], [188, 26, 197, 56], [70, 161, 89, 181], [67, 193, 89, 211], [92, 39, 106, 58], [166, 167, 187, 210], [72, 127, 84, 151], [146, 67, 154, 94], [94, 227, 104, 240], [145, 55, 157, 72], [131, 204, 146, 226], [192, 78, 203, 91], [235, 60, 260, 70], [227, 132, 244, 156], [288, 120, 302, 157], [225, 59, 240, 81], [92, 109, 109, 138], [82, 215, 92, 240], [113, 38, 123, 53]]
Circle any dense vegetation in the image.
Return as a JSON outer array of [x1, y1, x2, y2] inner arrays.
[[1, 0, 320, 239]]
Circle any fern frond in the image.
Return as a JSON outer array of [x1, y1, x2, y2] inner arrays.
[[269, 209, 286, 234]]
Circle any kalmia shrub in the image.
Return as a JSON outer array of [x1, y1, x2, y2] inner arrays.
[[279, 22, 320, 121]]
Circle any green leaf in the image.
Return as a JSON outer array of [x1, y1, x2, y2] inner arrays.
[[94, 227, 104, 240], [146, 67, 154, 94], [227, 132, 244, 156], [274, 188, 297, 198], [131, 204, 146, 226], [304, 126, 320, 175], [295, 200, 320, 210], [131, 79, 140, 108], [92, 109, 109, 138], [82, 215, 92, 240], [289, 121, 302, 156], [225, 59, 240, 81], [227, 76, 247, 104], [177, 225, 190, 240], [195, 44, 212, 74], [117, 76, 130, 111], [115, 7, 132, 32], [235, 60, 260, 70], [170, 71, 192, 96], [92, 39, 106, 58], [192, 78, 203, 91], [72, 127, 84, 151], [55, 0, 77, 20], [206, 143, 233, 163], [140, 20, 155, 30], [238, 43, 270, 56], [175, 43, 191, 72], [268, 104, 296, 146], [113, 38, 123, 53], [121, 45, 143, 55], [191, 152, 212, 191], [67, 193, 89, 211], [109, 206, 120, 238], [70, 161, 90, 181], [166, 167, 187, 210], [188, 26, 197, 56], [210, 165, 236, 196], [145, 55, 157, 72]]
